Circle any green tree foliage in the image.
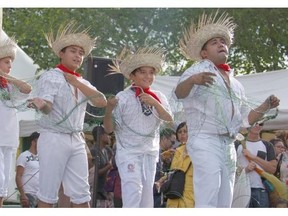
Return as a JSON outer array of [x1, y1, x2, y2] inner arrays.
[[3, 8, 288, 76], [229, 8, 288, 74]]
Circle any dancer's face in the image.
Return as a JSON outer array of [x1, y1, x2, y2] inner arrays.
[[130, 66, 156, 89], [0, 57, 13, 74], [200, 37, 229, 64], [59, 45, 85, 71]]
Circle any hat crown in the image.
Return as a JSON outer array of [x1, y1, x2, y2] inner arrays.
[[45, 20, 97, 58], [179, 11, 237, 61], [0, 36, 17, 60], [109, 46, 166, 79]]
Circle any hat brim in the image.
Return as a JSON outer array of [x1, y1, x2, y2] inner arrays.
[[120, 54, 163, 79], [52, 33, 95, 58]]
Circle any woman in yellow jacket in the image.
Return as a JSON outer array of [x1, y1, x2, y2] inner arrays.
[[166, 122, 195, 208]]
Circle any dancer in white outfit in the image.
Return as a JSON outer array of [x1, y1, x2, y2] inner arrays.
[[174, 11, 280, 207], [28, 21, 107, 208], [0, 35, 32, 207], [104, 47, 173, 207]]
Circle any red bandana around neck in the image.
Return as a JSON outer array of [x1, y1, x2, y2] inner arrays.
[[0, 76, 8, 89], [56, 64, 81, 77], [132, 84, 161, 103], [217, 64, 231, 72]]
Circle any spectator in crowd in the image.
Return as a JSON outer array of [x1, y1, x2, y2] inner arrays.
[[270, 138, 286, 160], [104, 132, 123, 208], [15, 132, 40, 208], [277, 144, 288, 186], [113, 167, 122, 208], [159, 128, 177, 172], [89, 125, 113, 208], [236, 123, 277, 207], [166, 122, 194, 208], [154, 127, 176, 207], [271, 138, 288, 207], [276, 131, 288, 148]]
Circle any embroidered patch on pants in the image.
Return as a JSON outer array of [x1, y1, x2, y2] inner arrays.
[[127, 163, 135, 172]]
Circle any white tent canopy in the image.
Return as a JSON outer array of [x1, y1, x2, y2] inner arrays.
[[152, 69, 288, 131]]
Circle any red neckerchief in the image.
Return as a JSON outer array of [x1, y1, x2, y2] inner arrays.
[[56, 64, 81, 77], [132, 84, 161, 103], [217, 64, 231, 72], [0, 77, 8, 89]]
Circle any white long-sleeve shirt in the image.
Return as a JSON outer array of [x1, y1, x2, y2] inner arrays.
[[176, 59, 250, 146], [36, 68, 97, 133], [113, 87, 172, 164], [0, 84, 29, 148]]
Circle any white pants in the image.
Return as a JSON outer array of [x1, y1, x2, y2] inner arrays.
[[0, 146, 14, 197], [117, 154, 157, 208], [187, 135, 236, 208], [37, 132, 90, 204]]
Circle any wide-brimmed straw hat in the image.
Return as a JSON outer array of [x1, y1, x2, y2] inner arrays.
[[45, 21, 97, 58], [179, 11, 237, 61], [109, 46, 165, 79], [0, 36, 17, 60]]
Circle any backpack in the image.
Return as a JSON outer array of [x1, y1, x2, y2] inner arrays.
[[160, 162, 191, 199]]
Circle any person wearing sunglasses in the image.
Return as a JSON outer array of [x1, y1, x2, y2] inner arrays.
[[236, 122, 277, 207], [166, 122, 195, 208], [153, 128, 176, 207]]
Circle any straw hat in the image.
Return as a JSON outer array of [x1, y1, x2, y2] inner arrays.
[[109, 46, 165, 79], [0, 36, 17, 60], [45, 21, 97, 58], [179, 11, 237, 61]]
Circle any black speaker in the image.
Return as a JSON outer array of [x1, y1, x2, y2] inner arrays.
[[83, 57, 124, 122], [83, 57, 124, 96]]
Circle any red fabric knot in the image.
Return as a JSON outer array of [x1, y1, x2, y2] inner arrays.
[[132, 84, 161, 103], [0, 76, 8, 89], [56, 64, 81, 77], [217, 64, 231, 72]]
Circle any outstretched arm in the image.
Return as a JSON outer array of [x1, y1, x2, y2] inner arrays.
[[248, 95, 280, 125]]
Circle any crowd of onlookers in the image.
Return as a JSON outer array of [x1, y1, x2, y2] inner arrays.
[[83, 123, 288, 208], [83, 124, 287, 208], [4, 123, 288, 208]]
